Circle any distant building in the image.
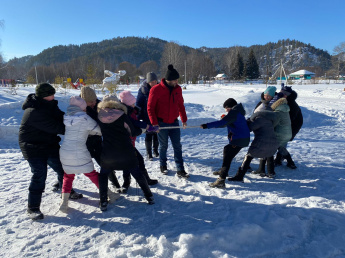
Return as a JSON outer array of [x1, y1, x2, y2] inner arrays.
[[289, 70, 315, 80], [215, 74, 228, 80]]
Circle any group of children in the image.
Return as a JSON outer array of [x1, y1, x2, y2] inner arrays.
[[201, 84, 303, 188]]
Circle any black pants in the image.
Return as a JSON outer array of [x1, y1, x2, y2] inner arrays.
[[220, 144, 242, 179]]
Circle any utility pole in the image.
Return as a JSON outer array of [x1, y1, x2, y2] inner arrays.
[[184, 60, 187, 84], [35, 66, 38, 84]]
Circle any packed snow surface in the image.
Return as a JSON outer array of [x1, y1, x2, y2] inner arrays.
[[1, 83, 345, 257]]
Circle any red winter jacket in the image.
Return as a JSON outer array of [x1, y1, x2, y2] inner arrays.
[[147, 79, 187, 125]]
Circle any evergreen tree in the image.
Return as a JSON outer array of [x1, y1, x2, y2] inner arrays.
[[245, 49, 260, 79], [231, 52, 244, 80]]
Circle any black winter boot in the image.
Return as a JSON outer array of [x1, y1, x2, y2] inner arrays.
[[98, 173, 109, 211], [253, 159, 266, 175], [285, 153, 297, 169], [274, 152, 283, 167], [266, 156, 276, 178], [122, 175, 131, 193], [145, 141, 153, 161], [142, 169, 158, 185], [228, 167, 246, 182]]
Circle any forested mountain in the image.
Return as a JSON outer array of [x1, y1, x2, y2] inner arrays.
[[1, 36, 335, 83]]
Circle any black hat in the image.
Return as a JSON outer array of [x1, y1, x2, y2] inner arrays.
[[35, 83, 56, 98], [223, 98, 237, 108], [146, 72, 158, 83], [281, 86, 293, 96], [165, 64, 179, 81]]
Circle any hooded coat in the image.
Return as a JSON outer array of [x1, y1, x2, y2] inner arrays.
[[205, 103, 250, 147], [287, 90, 303, 141], [18, 94, 65, 160], [59, 105, 101, 174], [136, 80, 152, 124], [247, 110, 279, 158], [97, 100, 142, 171], [271, 98, 292, 147]]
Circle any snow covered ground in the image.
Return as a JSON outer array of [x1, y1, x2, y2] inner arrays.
[[0, 83, 345, 257]]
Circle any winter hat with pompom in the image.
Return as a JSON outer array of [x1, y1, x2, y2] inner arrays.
[[264, 86, 277, 97], [165, 64, 180, 81], [119, 91, 136, 106], [35, 83, 56, 98], [70, 96, 87, 110], [223, 98, 237, 108]]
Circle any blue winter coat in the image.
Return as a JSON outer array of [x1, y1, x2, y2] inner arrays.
[[205, 103, 250, 147], [136, 80, 152, 125]]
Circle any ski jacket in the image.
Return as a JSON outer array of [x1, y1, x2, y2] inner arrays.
[[287, 90, 303, 141], [97, 100, 142, 171], [248, 110, 279, 158], [205, 103, 250, 147], [18, 94, 65, 160], [147, 79, 187, 125], [271, 98, 292, 148], [136, 80, 152, 125], [59, 105, 101, 174]]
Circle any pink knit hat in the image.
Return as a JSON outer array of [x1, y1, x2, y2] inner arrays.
[[119, 91, 136, 106], [70, 96, 87, 110]]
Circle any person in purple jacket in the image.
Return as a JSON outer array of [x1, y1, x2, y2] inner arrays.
[[200, 98, 250, 188]]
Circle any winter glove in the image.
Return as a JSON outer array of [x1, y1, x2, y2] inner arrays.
[[201, 124, 207, 129], [147, 125, 159, 133], [220, 114, 226, 119]]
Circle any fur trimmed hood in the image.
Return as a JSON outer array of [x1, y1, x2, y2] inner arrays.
[[271, 98, 290, 112], [97, 100, 127, 124]]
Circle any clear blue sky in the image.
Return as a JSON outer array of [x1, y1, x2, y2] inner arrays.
[[0, 0, 344, 61]]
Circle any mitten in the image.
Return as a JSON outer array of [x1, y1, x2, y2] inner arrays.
[[147, 125, 159, 133], [201, 124, 207, 129]]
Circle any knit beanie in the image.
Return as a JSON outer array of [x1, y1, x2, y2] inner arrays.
[[102, 94, 119, 102], [281, 86, 293, 96], [223, 98, 237, 108], [69, 96, 87, 111], [80, 86, 97, 102], [35, 83, 55, 98], [146, 72, 158, 83], [119, 90, 136, 106], [165, 64, 179, 81], [264, 86, 277, 97]]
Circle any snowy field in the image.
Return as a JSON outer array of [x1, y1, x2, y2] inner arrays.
[[0, 83, 345, 257]]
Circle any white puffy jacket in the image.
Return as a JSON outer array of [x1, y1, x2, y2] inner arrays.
[[60, 105, 102, 174]]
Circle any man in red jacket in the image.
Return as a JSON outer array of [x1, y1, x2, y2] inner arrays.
[[147, 64, 189, 178]]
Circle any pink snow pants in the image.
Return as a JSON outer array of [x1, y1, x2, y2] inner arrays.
[[62, 170, 99, 193]]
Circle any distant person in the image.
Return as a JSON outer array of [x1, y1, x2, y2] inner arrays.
[[136, 72, 159, 160], [19, 83, 82, 220], [147, 65, 189, 178], [200, 98, 250, 188]]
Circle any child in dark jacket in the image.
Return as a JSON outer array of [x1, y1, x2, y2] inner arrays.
[[200, 98, 250, 188]]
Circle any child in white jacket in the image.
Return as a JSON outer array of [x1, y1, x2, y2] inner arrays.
[[59, 96, 113, 212]]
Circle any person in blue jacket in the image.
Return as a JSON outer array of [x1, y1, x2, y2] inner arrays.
[[200, 98, 250, 188]]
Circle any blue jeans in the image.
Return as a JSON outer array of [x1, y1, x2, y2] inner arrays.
[[27, 156, 64, 208], [158, 120, 184, 171]]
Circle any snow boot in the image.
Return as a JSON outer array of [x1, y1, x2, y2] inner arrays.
[[285, 153, 297, 169], [145, 195, 155, 205], [27, 207, 44, 220], [266, 156, 276, 178], [253, 159, 266, 175], [59, 193, 70, 213], [209, 178, 225, 188], [177, 170, 190, 179], [122, 174, 131, 193], [274, 152, 283, 167], [213, 167, 228, 177], [52, 181, 60, 192], [69, 189, 83, 199], [160, 165, 168, 174], [228, 167, 246, 182], [142, 169, 158, 185]]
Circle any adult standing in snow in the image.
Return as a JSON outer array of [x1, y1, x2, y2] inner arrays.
[[136, 72, 159, 160], [274, 86, 303, 169], [147, 65, 189, 178], [200, 98, 250, 188], [80, 86, 121, 190], [97, 95, 155, 211], [19, 83, 82, 220], [253, 86, 277, 112]]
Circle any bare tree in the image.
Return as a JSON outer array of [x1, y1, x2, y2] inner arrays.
[[139, 60, 159, 76], [160, 42, 186, 77], [333, 42, 345, 78]]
